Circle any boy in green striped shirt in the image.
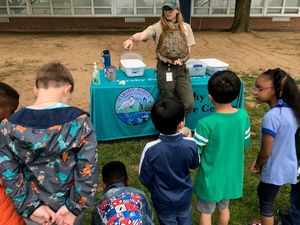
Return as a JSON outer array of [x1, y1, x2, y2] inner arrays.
[[193, 70, 251, 225]]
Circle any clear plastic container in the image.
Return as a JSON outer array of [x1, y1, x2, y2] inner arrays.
[[186, 59, 207, 76], [198, 58, 229, 76], [120, 59, 146, 77]]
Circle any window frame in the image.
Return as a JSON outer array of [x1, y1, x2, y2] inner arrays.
[[0, 0, 299, 17]]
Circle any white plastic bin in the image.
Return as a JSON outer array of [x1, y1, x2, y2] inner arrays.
[[186, 59, 207, 76], [198, 58, 229, 76], [120, 59, 146, 77]]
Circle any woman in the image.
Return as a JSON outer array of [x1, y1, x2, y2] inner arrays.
[[123, 0, 195, 115]]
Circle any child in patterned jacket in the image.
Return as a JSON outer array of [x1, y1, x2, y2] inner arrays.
[[0, 62, 98, 225]]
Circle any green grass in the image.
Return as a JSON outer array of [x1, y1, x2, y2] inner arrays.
[[83, 73, 299, 224]]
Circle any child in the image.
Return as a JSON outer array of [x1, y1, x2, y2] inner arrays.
[[139, 97, 200, 225], [277, 127, 300, 225], [278, 182, 300, 225], [0, 62, 98, 225], [193, 70, 251, 225], [251, 68, 300, 225], [0, 82, 24, 225], [123, 0, 196, 115], [0, 81, 19, 121], [92, 161, 154, 225]]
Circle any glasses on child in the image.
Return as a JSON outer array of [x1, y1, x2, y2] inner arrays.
[[252, 86, 274, 93]]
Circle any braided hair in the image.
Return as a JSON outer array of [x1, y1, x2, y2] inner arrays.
[[263, 68, 300, 121]]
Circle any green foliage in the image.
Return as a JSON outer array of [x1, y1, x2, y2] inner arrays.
[[84, 73, 292, 224]]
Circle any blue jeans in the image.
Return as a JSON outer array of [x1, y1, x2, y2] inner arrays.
[[157, 207, 192, 225], [282, 182, 300, 225]]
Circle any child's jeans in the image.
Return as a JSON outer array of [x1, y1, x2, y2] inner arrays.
[[281, 182, 300, 225], [24, 213, 84, 225], [157, 207, 192, 225]]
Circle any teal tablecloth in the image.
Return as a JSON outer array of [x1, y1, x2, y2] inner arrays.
[[90, 69, 244, 141]]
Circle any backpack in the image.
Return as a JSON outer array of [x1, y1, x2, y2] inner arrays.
[[156, 28, 189, 64], [98, 192, 143, 225]]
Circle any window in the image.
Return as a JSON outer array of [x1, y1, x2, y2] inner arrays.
[[284, 0, 299, 14], [8, 0, 27, 15], [0, 0, 299, 17], [192, 0, 300, 16], [0, 0, 7, 15], [251, 0, 263, 14], [265, 0, 300, 15], [52, 0, 71, 15], [117, 0, 133, 15], [73, 0, 92, 15], [193, 0, 235, 15], [31, 0, 51, 15], [137, 0, 154, 15], [94, 0, 111, 15], [267, 0, 283, 14], [156, 0, 163, 15]]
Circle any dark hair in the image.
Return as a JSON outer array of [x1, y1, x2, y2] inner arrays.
[[208, 70, 241, 104], [102, 161, 128, 186], [151, 97, 185, 134], [262, 68, 300, 121], [35, 61, 74, 93], [0, 82, 19, 109]]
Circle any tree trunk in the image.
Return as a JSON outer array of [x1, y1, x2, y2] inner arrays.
[[229, 0, 252, 32]]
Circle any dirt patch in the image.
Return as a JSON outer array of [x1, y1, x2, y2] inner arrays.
[[1, 31, 300, 111]]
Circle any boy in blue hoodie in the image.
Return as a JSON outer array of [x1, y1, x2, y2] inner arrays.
[[139, 97, 199, 225]]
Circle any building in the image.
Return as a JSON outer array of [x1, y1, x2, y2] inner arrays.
[[0, 0, 299, 31]]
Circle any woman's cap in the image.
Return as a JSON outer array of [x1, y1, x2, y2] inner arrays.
[[162, 0, 180, 9]]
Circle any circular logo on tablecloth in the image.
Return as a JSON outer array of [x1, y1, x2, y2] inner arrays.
[[115, 87, 155, 126]]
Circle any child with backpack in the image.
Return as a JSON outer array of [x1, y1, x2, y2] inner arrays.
[[0, 82, 24, 225], [123, 0, 196, 115], [91, 161, 154, 225], [251, 68, 300, 225]]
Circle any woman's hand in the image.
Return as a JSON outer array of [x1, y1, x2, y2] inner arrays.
[[173, 59, 182, 65], [122, 32, 147, 50], [123, 38, 134, 50]]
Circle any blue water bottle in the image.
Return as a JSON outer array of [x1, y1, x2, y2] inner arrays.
[[102, 49, 111, 68]]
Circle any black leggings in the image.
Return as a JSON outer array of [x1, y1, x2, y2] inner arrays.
[[257, 181, 281, 217]]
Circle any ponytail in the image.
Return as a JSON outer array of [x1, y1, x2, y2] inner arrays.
[[263, 68, 300, 121]]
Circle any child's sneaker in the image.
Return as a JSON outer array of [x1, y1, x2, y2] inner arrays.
[[247, 220, 261, 225], [276, 209, 287, 220]]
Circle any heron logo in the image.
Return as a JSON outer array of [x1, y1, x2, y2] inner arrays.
[[115, 87, 155, 126]]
